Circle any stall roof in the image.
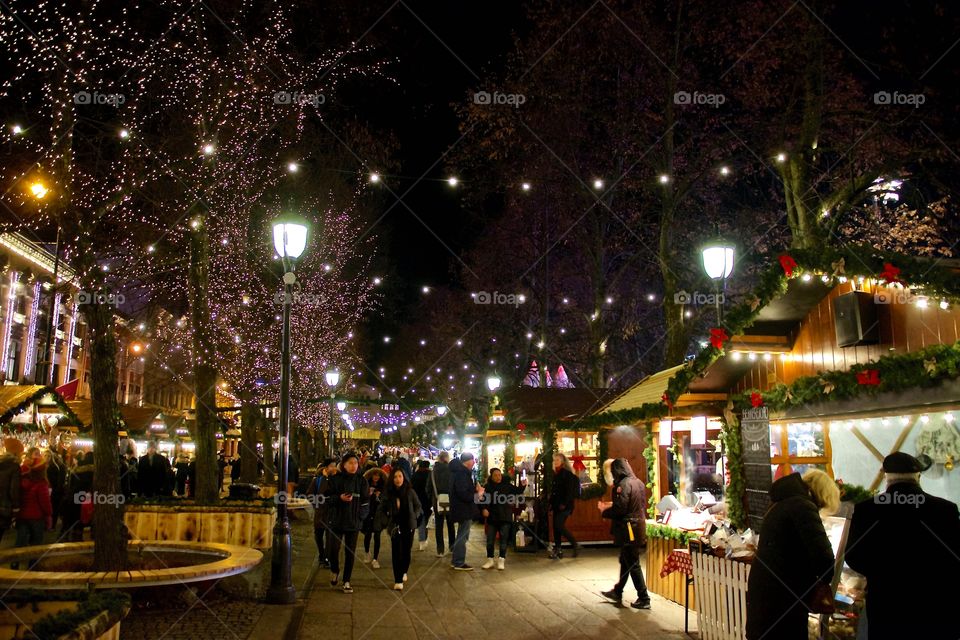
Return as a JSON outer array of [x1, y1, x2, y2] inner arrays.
[[597, 364, 687, 413], [0, 385, 80, 425], [66, 400, 164, 434], [501, 387, 616, 424]]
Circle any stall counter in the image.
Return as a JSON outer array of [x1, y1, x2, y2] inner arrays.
[[644, 520, 698, 610]]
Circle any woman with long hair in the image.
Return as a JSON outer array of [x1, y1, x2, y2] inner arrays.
[[361, 467, 388, 568], [480, 467, 526, 570], [376, 468, 422, 590], [549, 453, 581, 559]]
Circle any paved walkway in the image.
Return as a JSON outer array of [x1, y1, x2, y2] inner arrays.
[[297, 525, 695, 640]]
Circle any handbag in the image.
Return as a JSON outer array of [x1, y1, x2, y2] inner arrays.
[[805, 581, 835, 614], [430, 469, 450, 513]]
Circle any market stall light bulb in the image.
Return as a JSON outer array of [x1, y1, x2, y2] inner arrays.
[[593, 179, 604, 189], [775, 152, 787, 163], [202, 143, 215, 155], [658, 174, 670, 184], [719, 166, 730, 176], [447, 176, 458, 186], [521, 182, 531, 191], [940, 300, 949, 310], [369, 172, 380, 183]]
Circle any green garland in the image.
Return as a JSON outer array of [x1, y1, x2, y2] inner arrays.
[[24, 590, 131, 640], [733, 341, 960, 412], [837, 481, 874, 504], [720, 416, 747, 530], [541, 423, 558, 500], [504, 433, 515, 473], [646, 523, 697, 545], [597, 429, 609, 490], [641, 423, 657, 518]]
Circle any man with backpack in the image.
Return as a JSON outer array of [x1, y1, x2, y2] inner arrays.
[[426, 451, 455, 557]]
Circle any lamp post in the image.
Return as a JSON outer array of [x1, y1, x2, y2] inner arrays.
[[266, 213, 308, 605], [336, 400, 347, 441], [325, 369, 340, 456], [701, 236, 735, 325]]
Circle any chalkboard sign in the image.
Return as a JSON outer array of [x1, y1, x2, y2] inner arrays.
[[740, 406, 772, 530]]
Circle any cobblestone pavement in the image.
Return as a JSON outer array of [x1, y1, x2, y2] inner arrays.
[[297, 524, 695, 640]]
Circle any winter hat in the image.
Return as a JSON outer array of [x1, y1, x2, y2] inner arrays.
[[883, 452, 932, 473], [3, 438, 23, 458]]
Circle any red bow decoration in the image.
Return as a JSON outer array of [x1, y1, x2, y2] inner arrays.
[[879, 262, 904, 286], [661, 393, 674, 412], [856, 369, 881, 386], [570, 455, 587, 473], [516, 422, 526, 431], [779, 254, 798, 277], [709, 327, 729, 350], [750, 392, 764, 407]]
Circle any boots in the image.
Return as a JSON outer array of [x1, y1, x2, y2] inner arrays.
[[497, 557, 505, 570], [481, 557, 495, 570]]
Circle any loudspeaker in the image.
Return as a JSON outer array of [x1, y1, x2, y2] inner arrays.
[[834, 291, 880, 347]]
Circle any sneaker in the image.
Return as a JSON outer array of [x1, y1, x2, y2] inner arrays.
[[497, 558, 505, 570], [329, 572, 338, 587], [436, 551, 445, 558], [481, 558, 495, 570], [453, 564, 474, 571], [342, 582, 353, 594], [630, 599, 651, 610], [371, 559, 380, 569], [403, 573, 408, 583], [418, 541, 426, 551], [393, 583, 403, 591], [601, 589, 622, 605]]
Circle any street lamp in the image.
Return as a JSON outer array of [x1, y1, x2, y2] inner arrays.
[[701, 236, 735, 324], [436, 405, 447, 416], [267, 212, 308, 605], [325, 369, 340, 457], [486, 375, 501, 393]]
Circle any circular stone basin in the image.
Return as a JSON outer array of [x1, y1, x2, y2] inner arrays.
[[0, 541, 262, 589]]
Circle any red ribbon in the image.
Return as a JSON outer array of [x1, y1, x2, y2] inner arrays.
[[879, 262, 904, 286], [570, 455, 587, 473], [750, 392, 764, 407], [856, 369, 881, 386], [661, 393, 674, 412], [516, 422, 526, 431], [710, 327, 729, 350], [779, 254, 798, 277]]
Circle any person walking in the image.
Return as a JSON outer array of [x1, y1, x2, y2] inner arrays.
[[426, 451, 455, 557], [138, 441, 171, 497], [377, 469, 422, 590], [411, 460, 432, 551], [307, 457, 339, 567], [174, 454, 190, 497], [845, 452, 960, 640], [0, 438, 23, 545], [394, 452, 413, 482], [449, 452, 484, 570], [549, 453, 581, 559], [119, 440, 138, 499], [324, 452, 369, 593], [361, 467, 388, 568], [16, 450, 52, 552], [480, 468, 526, 570], [599, 458, 651, 609], [745, 471, 837, 640]]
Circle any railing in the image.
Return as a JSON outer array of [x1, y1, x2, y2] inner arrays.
[[691, 548, 751, 640]]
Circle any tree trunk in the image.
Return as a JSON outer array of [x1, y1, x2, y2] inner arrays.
[[239, 399, 260, 484], [86, 301, 126, 570], [188, 209, 220, 504]]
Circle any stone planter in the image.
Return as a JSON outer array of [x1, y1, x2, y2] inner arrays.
[[0, 591, 130, 639], [124, 502, 276, 549]]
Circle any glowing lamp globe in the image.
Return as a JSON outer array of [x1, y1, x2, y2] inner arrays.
[[325, 370, 340, 388], [272, 214, 309, 260], [701, 240, 735, 280], [336, 401, 347, 411], [436, 405, 447, 416], [486, 375, 501, 392]]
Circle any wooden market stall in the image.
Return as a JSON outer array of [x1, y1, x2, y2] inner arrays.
[[0, 385, 81, 446]]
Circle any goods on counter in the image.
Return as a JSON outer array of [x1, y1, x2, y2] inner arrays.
[[698, 524, 758, 561]]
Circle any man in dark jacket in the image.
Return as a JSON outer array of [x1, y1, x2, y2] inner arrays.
[[323, 451, 369, 593], [449, 452, 484, 570], [599, 458, 651, 609], [411, 460, 432, 551], [426, 451, 456, 557], [845, 452, 959, 640], [0, 438, 23, 543], [138, 441, 171, 497], [745, 472, 835, 640], [480, 468, 526, 569], [549, 453, 581, 559], [307, 457, 338, 568]]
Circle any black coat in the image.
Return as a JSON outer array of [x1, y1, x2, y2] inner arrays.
[[307, 472, 336, 529], [119, 455, 138, 498], [411, 469, 432, 520], [845, 482, 960, 640], [550, 467, 579, 513], [376, 487, 423, 532], [480, 478, 525, 524], [324, 471, 369, 532], [745, 473, 835, 640], [362, 468, 388, 533], [448, 459, 478, 522], [601, 458, 646, 546], [138, 453, 171, 497], [0, 454, 21, 520]]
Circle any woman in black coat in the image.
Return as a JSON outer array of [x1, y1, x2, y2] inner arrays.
[[323, 452, 370, 593], [549, 453, 581, 558], [480, 468, 526, 570], [746, 472, 836, 640], [376, 468, 422, 590]]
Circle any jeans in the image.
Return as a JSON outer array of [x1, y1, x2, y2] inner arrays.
[[391, 528, 414, 583], [613, 543, 649, 600], [15, 519, 45, 547], [485, 522, 512, 558], [327, 529, 360, 582], [451, 519, 471, 567], [435, 510, 456, 554], [417, 514, 429, 543], [553, 509, 577, 550], [363, 529, 381, 559]]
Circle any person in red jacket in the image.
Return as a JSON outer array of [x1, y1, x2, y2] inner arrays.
[[16, 449, 52, 552]]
